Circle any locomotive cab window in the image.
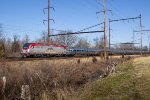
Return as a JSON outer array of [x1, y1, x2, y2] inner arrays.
[[23, 43, 30, 49]]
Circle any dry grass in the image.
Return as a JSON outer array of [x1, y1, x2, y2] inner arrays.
[[67, 60, 134, 100], [0, 57, 122, 99], [66, 56, 150, 100], [132, 57, 150, 99], [0, 56, 133, 100]]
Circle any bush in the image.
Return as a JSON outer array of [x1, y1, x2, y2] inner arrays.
[[0, 43, 5, 57]]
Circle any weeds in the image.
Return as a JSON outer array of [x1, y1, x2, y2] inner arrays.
[[0, 57, 126, 99], [92, 57, 97, 63]]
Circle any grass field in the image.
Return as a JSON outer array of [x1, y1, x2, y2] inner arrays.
[[0, 56, 150, 100], [0, 57, 109, 99], [67, 56, 150, 100]]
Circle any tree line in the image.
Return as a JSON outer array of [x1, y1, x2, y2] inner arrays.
[[0, 24, 146, 57]]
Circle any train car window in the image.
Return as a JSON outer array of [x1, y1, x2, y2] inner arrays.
[[48, 48, 53, 50]]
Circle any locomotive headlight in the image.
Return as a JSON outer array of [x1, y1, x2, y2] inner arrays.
[[27, 49, 29, 52]]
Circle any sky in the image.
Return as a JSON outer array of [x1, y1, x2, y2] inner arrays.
[[0, 0, 150, 47]]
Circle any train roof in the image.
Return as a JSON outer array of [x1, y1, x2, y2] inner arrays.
[[69, 48, 105, 51], [23, 43, 67, 49]]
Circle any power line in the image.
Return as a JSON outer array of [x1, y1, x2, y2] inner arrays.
[[109, 15, 141, 22], [107, 1, 138, 30], [3, 26, 41, 33], [3, 26, 66, 33], [50, 31, 104, 37], [107, 1, 127, 19], [109, 15, 141, 50], [133, 29, 150, 50], [82, 0, 100, 10], [134, 30, 150, 32], [77, 22, 104, 32]]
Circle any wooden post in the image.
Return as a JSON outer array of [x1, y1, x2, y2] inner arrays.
[[21, 85, 31, 100]]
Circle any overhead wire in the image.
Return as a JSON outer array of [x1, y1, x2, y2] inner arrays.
[[107, 0, 141, 45], [2, 24, 67, 34], [82, 0, 100, 10], [107, 1, 139, 29], [77, 22, 104, 32]]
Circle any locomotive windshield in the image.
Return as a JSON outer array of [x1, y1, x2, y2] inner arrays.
[[23, 43, 31, 49]]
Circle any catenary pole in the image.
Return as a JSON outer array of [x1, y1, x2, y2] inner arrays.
[[103, 0, 107, 60], [48, 0, 51, 45]]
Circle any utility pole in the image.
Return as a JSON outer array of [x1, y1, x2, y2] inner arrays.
[[48, 0, 50, 45], [140, 14, 142, 55], [96, 0, 110, 60], [149, 35, 150, 51], [103, 0, 107, 60], [134, 30, 150, 52], [109, 19, 110, 49], [133, 30, 134, 51], [43, 0, 54, 45]]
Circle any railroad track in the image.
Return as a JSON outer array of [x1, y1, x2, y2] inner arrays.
[[0, 54, 148, 62], [0, 56, 97, 62]]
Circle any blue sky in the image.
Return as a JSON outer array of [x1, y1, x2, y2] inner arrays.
[[0, 0, 150, 47]]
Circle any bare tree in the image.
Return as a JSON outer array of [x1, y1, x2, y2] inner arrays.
[[119, 43, 132, 50], [114, 44, 120, 50], [143, 46, 148, 51], [0, 24, 4, 41], [74, 38, 90, 48], [41, 31, 47, 44], [93, 35, 109, 49], [93, 36, 104, 49], [5, 38, 12, 57], [24, 34, 30, 43], [53, 30, 78, 47], [11, 35, 20, 53], [0, 24, 2, 37], [35, 31, 48, 44], [0, 24, 5, 57]]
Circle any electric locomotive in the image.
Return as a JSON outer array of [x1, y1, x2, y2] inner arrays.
[[21, 43, 68, 57]]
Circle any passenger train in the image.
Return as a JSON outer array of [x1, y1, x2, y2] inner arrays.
[[21, 43, 150, 58], [21, 43, 101, 57]]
